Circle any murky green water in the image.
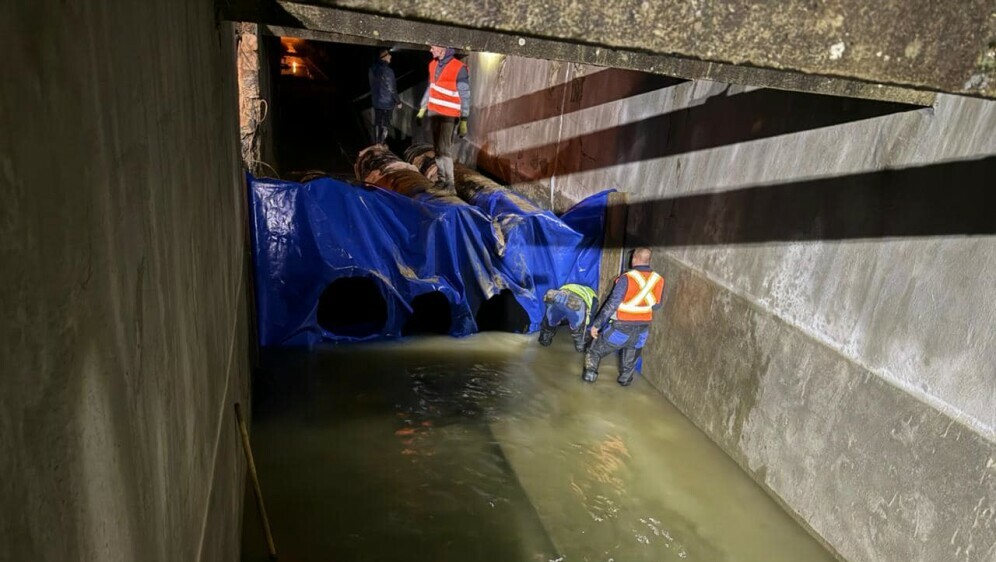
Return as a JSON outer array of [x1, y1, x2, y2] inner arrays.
[[242, 334, 835, 562]]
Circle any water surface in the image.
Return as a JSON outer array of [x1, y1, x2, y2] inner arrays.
[[242, 333, 835, 562]]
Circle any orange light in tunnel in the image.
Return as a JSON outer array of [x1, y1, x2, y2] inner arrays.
[[281, 36, 305, 54]]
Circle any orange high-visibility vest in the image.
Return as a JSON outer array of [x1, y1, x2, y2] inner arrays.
[[616, 270, 664, 323], [427, 58, 464, 117]]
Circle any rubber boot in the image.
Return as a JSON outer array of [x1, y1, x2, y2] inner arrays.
[[617, 372, 635, 386], [581, 369, 598, 383], [571, 329, 586, 352], [538, 328, 555, 347]]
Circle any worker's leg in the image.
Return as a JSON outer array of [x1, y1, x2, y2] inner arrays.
[[562, 294, 588, 352], [373, 109, 390, 144], [617, 328, 648, 386], [538, 315, 557, 346], [431, 116, 456, 188], [539, 290, 569, 346], [581, 323, 628, 382]]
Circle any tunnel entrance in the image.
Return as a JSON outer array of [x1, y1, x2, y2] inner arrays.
[[403, 291, 453, 335], [475, 290, 530, 333], [262, 36, 430, 181], [316, 277, 388, 338]]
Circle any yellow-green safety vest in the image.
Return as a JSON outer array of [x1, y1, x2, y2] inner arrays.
[[561, 284, 597, 325]]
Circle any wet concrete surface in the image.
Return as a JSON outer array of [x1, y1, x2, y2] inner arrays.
[[242, 333, 836, 562]]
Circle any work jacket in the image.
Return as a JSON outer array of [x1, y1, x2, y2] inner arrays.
[[592, 266, 665, 327], [368, 60, 399, 110]]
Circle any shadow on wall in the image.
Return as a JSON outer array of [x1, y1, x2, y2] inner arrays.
[[480, 85, 920, 183], [482, 68, 687, 132], [613, 156, 996, 247]]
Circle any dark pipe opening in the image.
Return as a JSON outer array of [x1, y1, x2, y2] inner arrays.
[[403, 291, 453, 335], [475, 290, 530, 333], [317, 277, 388, 338]]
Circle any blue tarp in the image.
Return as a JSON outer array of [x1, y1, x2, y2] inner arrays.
[[249, 174, 610, 347]]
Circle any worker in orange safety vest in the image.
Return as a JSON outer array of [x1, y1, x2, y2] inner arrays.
[[416, 45, 470, 190], [582, 248, 665, 386]]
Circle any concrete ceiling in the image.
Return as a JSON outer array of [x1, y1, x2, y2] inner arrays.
[[220, 0, 996, 105]]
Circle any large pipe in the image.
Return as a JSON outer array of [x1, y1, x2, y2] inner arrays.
[[355, 144, 506, 254], [355, 145, 466, 206], [403, 144, 541, 214]]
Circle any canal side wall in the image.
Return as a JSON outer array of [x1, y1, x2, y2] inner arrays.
[[1, 2, 250, 561], [465, 54, 996, 562]]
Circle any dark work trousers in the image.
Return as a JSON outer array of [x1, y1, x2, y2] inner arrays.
[[430, 115, 456, 187], [373, 109, 393, 144], [583, 322, 649, 385], [538, 290, 588, 351]]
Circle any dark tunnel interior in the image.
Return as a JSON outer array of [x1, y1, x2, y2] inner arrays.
[[475, 290, 531, 333], [316, 277, 389, 337], [267, 37, 431, 180], [403, 291, 454, 335]]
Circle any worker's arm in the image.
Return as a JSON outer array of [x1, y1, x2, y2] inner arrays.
[[419, 81, 429, 111], [651, 278, 665, 310], [590, 276, 628, 335], [456, 65, 471, 118]]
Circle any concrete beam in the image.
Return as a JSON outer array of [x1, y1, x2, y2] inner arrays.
[[218, 1, 936, 106], [307, 0, 995, 100], [262, 24, 427, 50]]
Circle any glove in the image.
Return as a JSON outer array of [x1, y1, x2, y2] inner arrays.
[[416, 108, 426, 120], [458, 118, 468, 137]]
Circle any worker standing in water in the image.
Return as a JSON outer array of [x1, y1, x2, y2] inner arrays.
[[368, 47, 402, 145], [416, 45, 470, 190], [538, 283, 598, 352], [583, 248, 665, 386]]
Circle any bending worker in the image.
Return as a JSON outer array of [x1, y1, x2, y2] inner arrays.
[[538, 283, 598, 352], [368, 47, 401, 145], [416, 45, 470, 189], [583, 248, 665, 386]]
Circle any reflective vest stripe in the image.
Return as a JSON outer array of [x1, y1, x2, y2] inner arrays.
[[431, 83, 459, 97], [618, 272, 662, 314], [428, 98, 462, 110]]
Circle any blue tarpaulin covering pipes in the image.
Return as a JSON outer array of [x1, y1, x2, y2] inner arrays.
[[248, 174, 610, 347]]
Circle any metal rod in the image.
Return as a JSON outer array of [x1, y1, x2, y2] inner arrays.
[[235, 402, 278, 561]]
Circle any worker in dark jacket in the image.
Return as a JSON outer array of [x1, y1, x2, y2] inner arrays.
[[416, 45, 470, 189], [538, 283, 598, 352], [583, 248, 665, 386], [368, 48, 401, 145]]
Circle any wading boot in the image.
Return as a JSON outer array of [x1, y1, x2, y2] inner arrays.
[[571, 330, 586, 352], [538, 328, 555, 347], [617, 373, 635, 387], [581, 369, 598, 383]]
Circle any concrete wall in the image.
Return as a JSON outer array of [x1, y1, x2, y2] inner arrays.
[[1, 2, 249, 561], [465, 54, 996, 562]]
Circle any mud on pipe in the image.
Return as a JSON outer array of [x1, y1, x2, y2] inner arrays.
[[355, 145, 467, 206], [403, 144, 541, 214]]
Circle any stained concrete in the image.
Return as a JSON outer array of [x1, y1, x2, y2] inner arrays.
[[228, 1, 935, 105], [1, 1, 249, 561], [302, 0, 996, 99], [466, 54, 996, 562]]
